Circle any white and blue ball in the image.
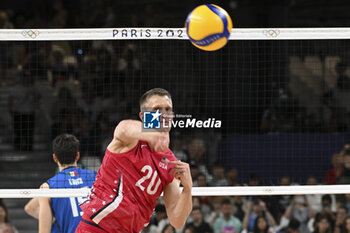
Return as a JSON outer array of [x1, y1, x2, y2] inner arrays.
[[186, 4, 233, 51]]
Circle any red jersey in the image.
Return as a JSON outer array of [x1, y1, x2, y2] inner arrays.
[[80, 140, 177, 233], [324, 166, 344, 184]]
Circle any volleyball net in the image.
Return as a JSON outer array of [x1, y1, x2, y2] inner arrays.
[[1, 28, 350, 199]]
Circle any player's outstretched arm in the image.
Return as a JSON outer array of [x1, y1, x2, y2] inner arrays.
[[163, 161, 192, 229], [109, 120, 169, 153], [24, 198, 39, 219], [38, 182, 53, 233]]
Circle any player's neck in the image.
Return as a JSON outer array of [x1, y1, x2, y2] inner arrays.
[[59, 163, 78, 171]]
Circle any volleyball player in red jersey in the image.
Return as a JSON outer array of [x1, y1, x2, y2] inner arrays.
[[76, 88, 192, 233]]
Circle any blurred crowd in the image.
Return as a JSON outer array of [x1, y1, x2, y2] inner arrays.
[[137, 141, 350, 233], [139, 191, 350, 233], [1, 2, 350, 145], [0, 200, 17, 233], [2, 2, 350, 232], [2, 140, 350, 233], [0, 0, 168, 29], [260, 60, 350, 135]]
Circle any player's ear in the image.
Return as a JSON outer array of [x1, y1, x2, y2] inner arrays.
[[76, 152, 80, 162], [53, 154, 59, 164], [139, 112, 143, 121]]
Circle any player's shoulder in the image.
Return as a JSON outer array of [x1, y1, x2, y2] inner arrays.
[[47, 170, 64, 183], [75, 167, 94, 172], [117, 119, 141, 127], [46, 171, 67, 187], [76, 167, 97, 176]]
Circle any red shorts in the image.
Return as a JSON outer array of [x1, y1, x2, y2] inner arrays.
[[75, 215, 107, 233]]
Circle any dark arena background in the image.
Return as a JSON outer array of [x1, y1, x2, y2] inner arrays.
[[1, 0, 350, 233]]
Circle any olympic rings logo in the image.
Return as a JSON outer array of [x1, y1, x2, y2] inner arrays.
[[263, 188, 274, 193], [262, 29, 280, 38], [20, 190, 32, 196], [21, 30, 40, 39]]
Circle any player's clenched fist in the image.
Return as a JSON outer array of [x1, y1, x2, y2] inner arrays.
[[150, 133, 169, 152], [168, 161, 192, 190]]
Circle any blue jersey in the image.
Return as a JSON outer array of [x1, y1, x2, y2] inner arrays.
[[51, 222, 59, 233], [47, 167, 96, 233]]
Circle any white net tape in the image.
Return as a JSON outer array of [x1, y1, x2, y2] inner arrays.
[[1, 27, 350, 41], [0, 185, 349, 198], [1, 27, 349, 198]]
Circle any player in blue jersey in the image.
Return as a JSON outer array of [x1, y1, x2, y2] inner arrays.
[[24, 134, 96, 233]]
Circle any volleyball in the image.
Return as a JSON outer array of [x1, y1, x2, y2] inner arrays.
[[185, 4, 233, 51]]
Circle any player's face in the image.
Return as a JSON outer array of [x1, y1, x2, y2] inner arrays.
[[144, 95, 174, 131]]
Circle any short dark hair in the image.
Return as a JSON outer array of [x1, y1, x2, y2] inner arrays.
[[192, 206, 202, 212], [288, 218, 300, 230], [221, 198, 232, 206], [322, 194, 332, 203], [183, 225, 195, 233], [139, 88, 172, 111], [52, 134, 79, 165]]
